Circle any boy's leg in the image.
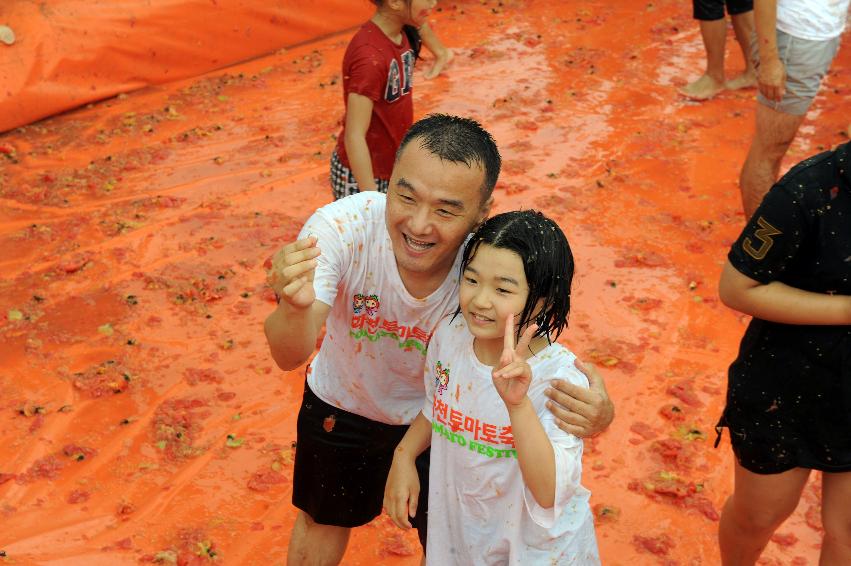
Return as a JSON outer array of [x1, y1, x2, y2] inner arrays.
[[820, 472, 851, 565], [288, 511, 351, 566], [726, 3, 756, 90], [681, 0, 727, 100], [718, 462, 810, 565]]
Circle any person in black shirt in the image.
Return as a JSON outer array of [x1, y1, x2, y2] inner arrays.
[[716, 141, 851, 564]]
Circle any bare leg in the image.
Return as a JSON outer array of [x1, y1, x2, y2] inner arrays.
[[287, 510, 351, 566], [680, 18, 727, 100], [419, 22, 454, 79], [820, 472, 851, 565], [719, 462, 811, 565], [739, 103, 805, 217], [726, 11, 757, 90]]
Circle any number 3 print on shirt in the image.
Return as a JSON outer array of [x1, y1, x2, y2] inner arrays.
[[385, 50, 415, 102], [743, 217, 782, 260]]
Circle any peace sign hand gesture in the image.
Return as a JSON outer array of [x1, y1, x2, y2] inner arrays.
[[492, 313, 537, 408]]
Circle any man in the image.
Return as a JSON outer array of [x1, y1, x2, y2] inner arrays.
[[739, 0, 849, 217], [265, 114, 614, 566], [680, 0, 756, 100]]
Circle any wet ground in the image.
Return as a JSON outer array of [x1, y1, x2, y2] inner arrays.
[[1, 0, 849, 564]]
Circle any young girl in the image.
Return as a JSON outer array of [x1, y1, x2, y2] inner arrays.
[[331, 0, 450, 200], [716, 141, 851, 563], [384, 210, 600, 564]]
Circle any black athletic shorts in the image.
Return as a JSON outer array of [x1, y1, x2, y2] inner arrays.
[[292, 382, 430, 547], [693, 0, 752, 21], [714, 326, 851, 475]]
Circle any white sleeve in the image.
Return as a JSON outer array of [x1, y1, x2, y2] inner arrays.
[[297, 207, 349, 308], [421, 320, 446, 423], [522, 354, 587, 529]]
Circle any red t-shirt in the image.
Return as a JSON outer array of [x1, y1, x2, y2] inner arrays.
[[335, 21, 414, 181]]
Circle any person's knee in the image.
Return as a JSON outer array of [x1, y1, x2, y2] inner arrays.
[[752, 129, 795, 160], [729, 495, 797, 534], [753, 107, 802, 155]]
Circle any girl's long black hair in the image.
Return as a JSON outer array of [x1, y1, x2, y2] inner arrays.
[[458, 210, 574, 344]]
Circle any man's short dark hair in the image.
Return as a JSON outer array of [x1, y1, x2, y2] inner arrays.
[[396, 114, 501, 201]]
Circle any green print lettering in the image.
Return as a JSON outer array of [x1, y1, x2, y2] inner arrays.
[[349, 329, 427, 355], [431, 421, 517, 459], [742, 217, 781, 260]]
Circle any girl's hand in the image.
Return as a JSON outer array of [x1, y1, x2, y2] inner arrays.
[[383, 456, 420, 529], [492, 313, 536, 408]]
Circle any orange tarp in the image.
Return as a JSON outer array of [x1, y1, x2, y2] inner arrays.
[[1, 0, 849, 564], [0, 0, 372, 132]]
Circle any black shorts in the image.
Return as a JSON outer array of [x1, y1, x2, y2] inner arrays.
[[693, 0, 752, 21], [292, 382, 430, 547], [715, 331, 851, 475]]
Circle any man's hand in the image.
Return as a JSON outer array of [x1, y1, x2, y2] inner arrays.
[[545, 359, 614, 438], [492, 314, 536, 408], [267, 236, 320, 310], [758, 56, 786, 102], [383, 453, 420, 529]]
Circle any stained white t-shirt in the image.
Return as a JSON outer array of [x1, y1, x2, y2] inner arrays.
[[299, 192, 463, 425], [423, 316, 600, 565], [777, 0, 849, 41]]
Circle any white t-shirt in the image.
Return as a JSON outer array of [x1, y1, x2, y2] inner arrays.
[[300, 192, 463, 425], [423, 316, 600, 566], [777, 0, 849, 41]]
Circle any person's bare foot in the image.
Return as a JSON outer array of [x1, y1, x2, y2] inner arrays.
[[726, 70, 757, 90], [679, 74, 725, 100], [423, 48, 454, 79]]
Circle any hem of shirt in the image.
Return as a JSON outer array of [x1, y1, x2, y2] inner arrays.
[[776, 23, 845, 42]]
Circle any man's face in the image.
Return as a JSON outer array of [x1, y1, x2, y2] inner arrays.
[[385, 141, 491, 288]]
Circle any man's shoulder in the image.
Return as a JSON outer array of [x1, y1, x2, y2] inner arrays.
[[303, 193, 388, 267], [314, 192, 387, 225]]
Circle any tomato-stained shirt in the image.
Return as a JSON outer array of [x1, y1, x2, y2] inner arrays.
[[423, 315, 600, 565], [300, 192, 462, 425]]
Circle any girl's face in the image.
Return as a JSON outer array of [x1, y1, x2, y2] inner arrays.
[[459, 243, 531, 346]]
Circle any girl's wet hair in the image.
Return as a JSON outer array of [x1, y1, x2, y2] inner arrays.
[[459, 210, 574, 344]]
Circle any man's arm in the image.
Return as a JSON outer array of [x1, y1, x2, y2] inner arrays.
[[754, 0, 785, 101], [264, 300, 330, 370], [545, 359, 614, 438], [264, 237, 332, 370]]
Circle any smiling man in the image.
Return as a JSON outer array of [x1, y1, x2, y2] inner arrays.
[[264, 114, 614, 566]]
